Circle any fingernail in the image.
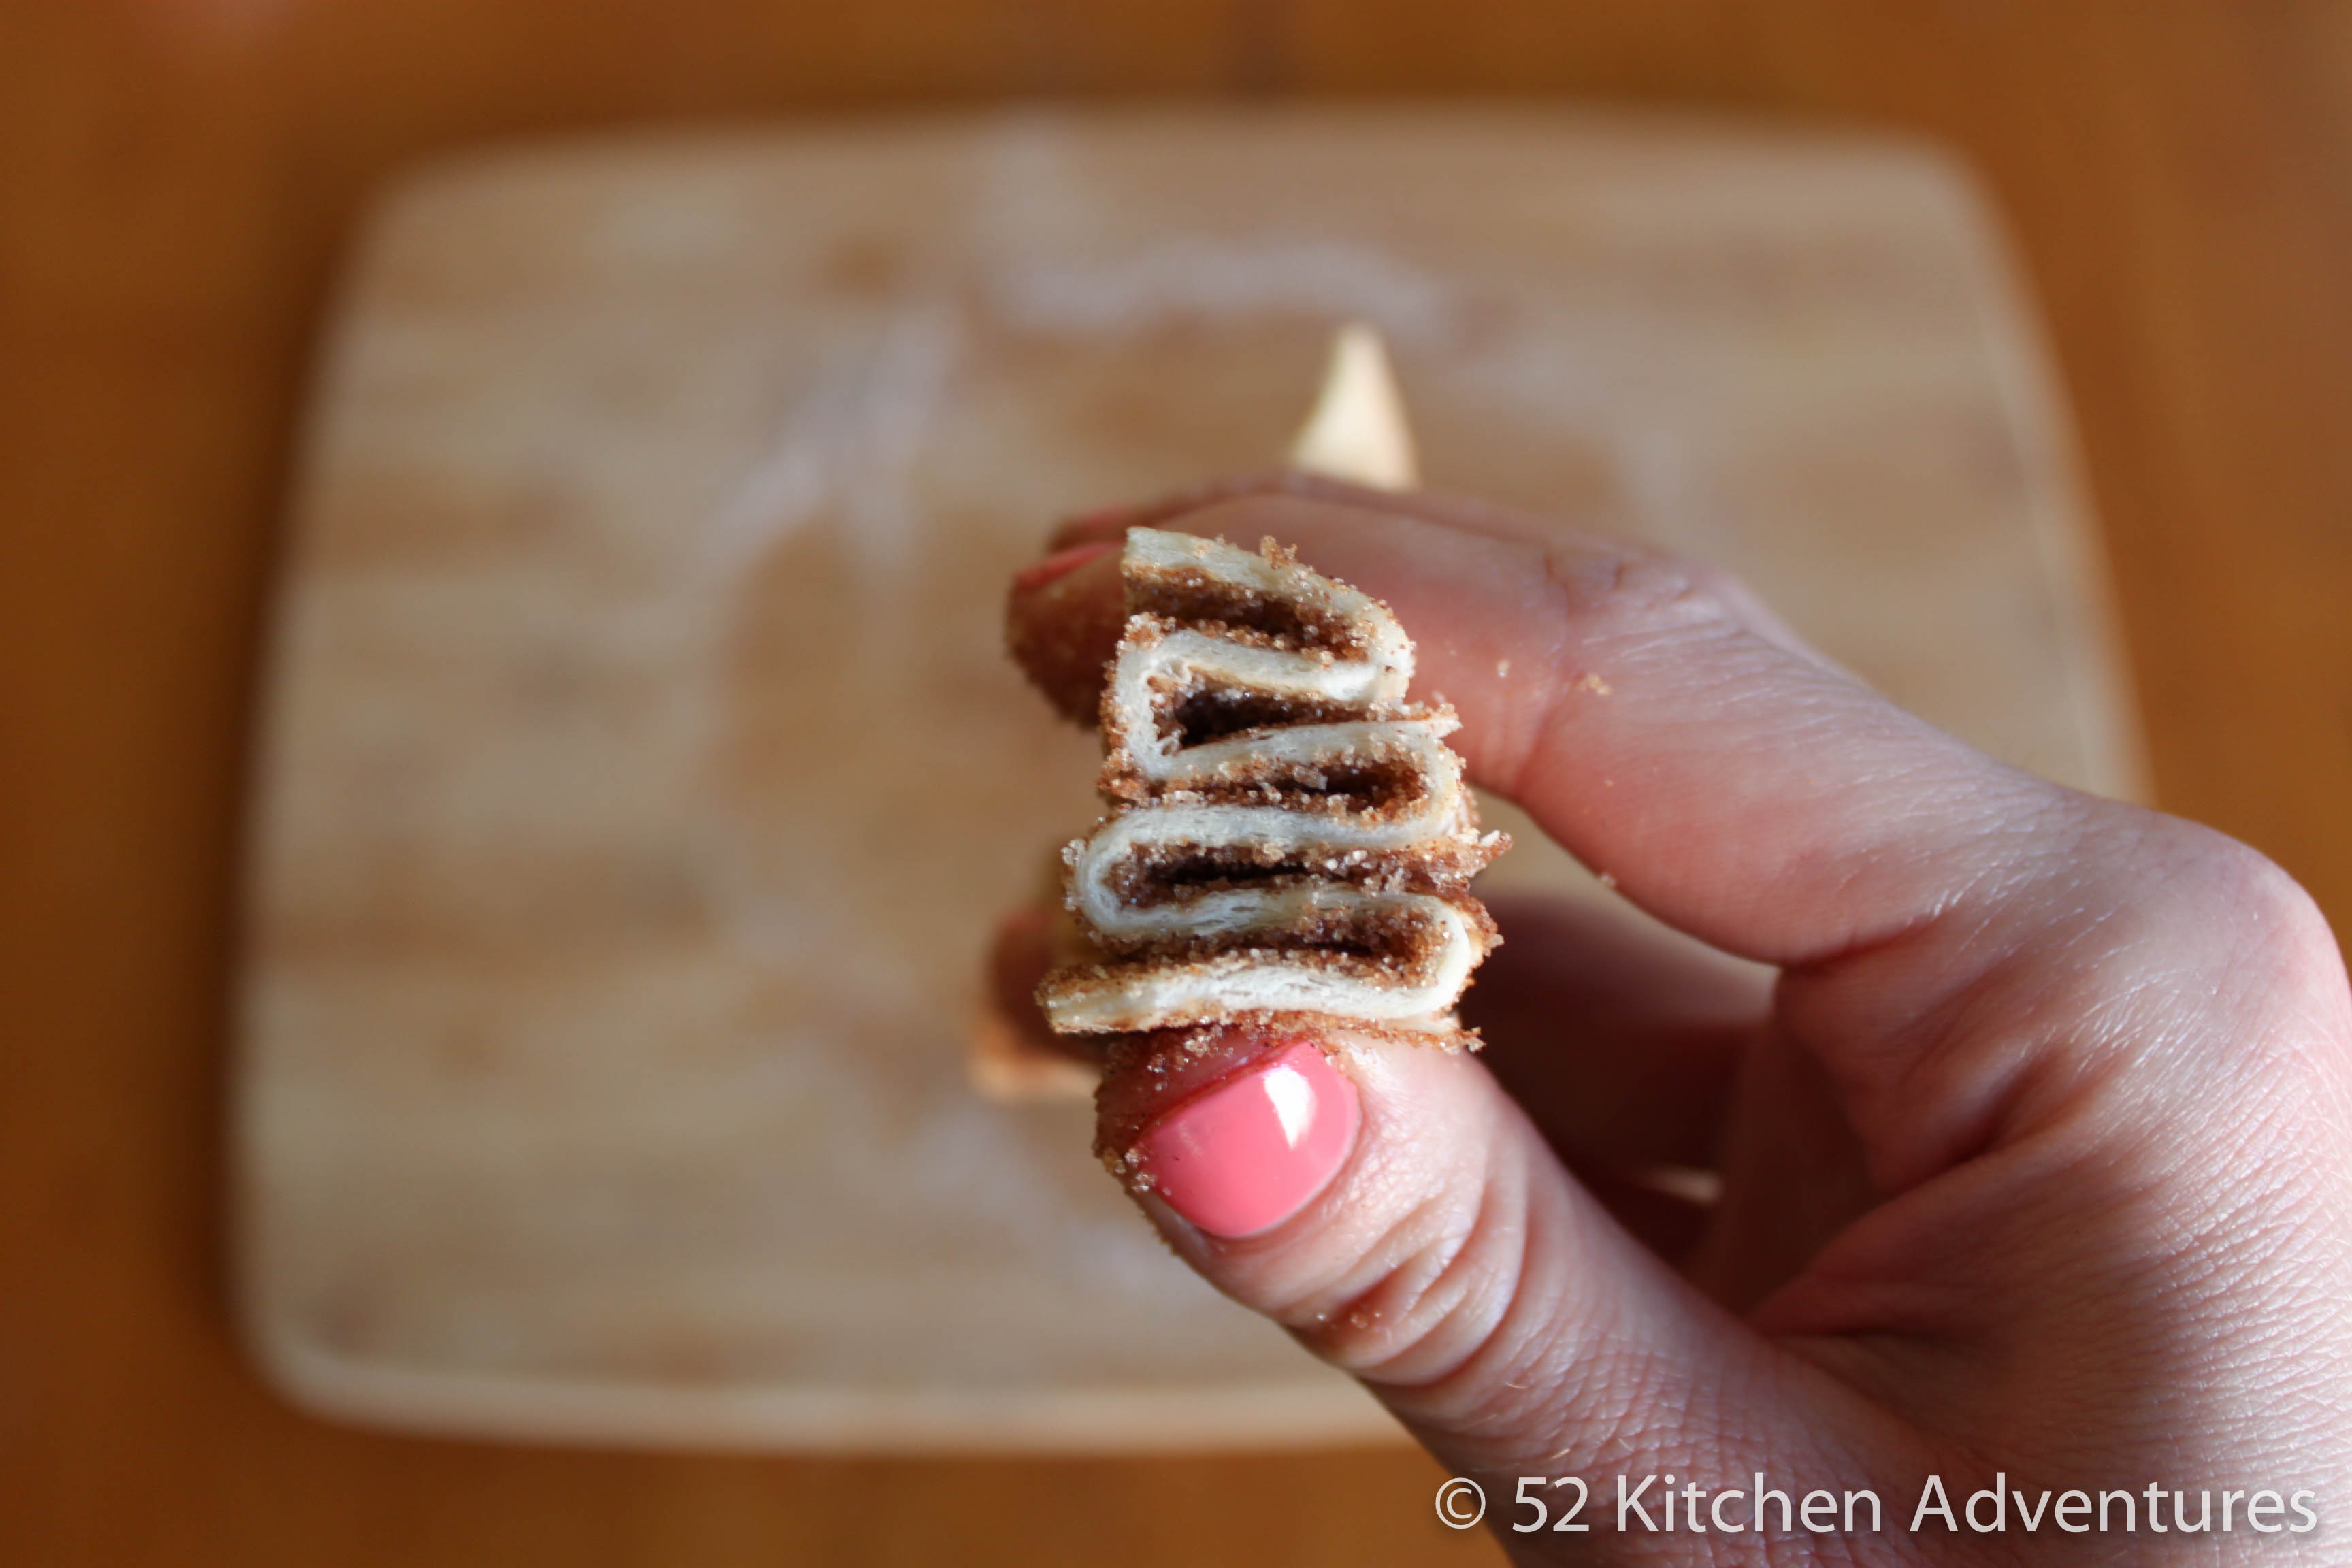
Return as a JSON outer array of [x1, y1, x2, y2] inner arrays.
[[1013, 540, 1115, 592], [1130, 1041, 1360, 1239]]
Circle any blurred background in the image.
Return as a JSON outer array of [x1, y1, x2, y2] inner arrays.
[[5, 3, 2351, 1565]]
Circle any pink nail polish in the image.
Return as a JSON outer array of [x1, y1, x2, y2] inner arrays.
[[1130, 1041, 1360, 1239], [1012, 540, 1115, 591]]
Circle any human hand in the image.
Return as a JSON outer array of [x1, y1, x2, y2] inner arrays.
[[1000, 477, 2352, 1564]]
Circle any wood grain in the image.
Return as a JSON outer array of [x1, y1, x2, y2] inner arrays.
[[7, 3, 2352, 1565]]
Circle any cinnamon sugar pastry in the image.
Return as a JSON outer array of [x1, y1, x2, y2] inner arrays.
[[1036, 527, 1506, 1043]]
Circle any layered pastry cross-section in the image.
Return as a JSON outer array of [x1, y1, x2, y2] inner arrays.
[[1036, 527, 1505, 1042]]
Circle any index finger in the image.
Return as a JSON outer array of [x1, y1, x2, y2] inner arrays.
[[1015, 489, 2072, 972]]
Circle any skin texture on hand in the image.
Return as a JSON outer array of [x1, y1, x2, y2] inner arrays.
[[1001, 476, 2352, 1565]]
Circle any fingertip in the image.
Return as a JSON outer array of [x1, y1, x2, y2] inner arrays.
[[1045, 472, 1318, 551], [1122, 1037, 1364, 1239], [1011, 540, 1115, 591], [1046, 508, 1138, 551], [1093, 1025, 1318, 1169], [1005, 542, 1126, 722]]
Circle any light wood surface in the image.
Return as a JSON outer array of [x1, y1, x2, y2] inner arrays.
[[238, 110, 2134, 1456], [9, 3, 2352, 1565]]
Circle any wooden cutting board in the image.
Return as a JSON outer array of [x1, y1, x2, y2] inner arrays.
[[235, 108, 2142, 1454]]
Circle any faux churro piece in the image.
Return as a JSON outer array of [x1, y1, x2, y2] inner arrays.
[[1286, 322, 1418, 491], [1037, 528, 1506, 1043]]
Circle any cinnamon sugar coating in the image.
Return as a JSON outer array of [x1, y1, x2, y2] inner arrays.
[[1032, 529, 1506, 1043]]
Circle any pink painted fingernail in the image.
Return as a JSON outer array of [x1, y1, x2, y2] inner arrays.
[[1013, 540, 1115, 591], [1131, 1041, 1360, 1239]]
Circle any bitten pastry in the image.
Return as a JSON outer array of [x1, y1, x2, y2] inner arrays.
[[1036, 527, 1506, 1043]]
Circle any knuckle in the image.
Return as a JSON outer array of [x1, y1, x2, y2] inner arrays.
[[2149, 824, 2335, 970], [1293, 1173, 1528, 1388], [2208, 840, 2328, 946], [2066, 817, 2352, 1081], [1548, 540, 1742, 632], [1539, 543, 1842, 703]]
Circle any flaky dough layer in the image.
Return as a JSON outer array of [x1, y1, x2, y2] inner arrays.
[[1037, 529, 1505, 1042]]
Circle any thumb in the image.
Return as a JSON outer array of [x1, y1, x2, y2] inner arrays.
[[1095, 1026, 1916, 1542]]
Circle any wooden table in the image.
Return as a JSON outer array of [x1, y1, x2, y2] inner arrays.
[[6, 4, 2351, 1564]]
